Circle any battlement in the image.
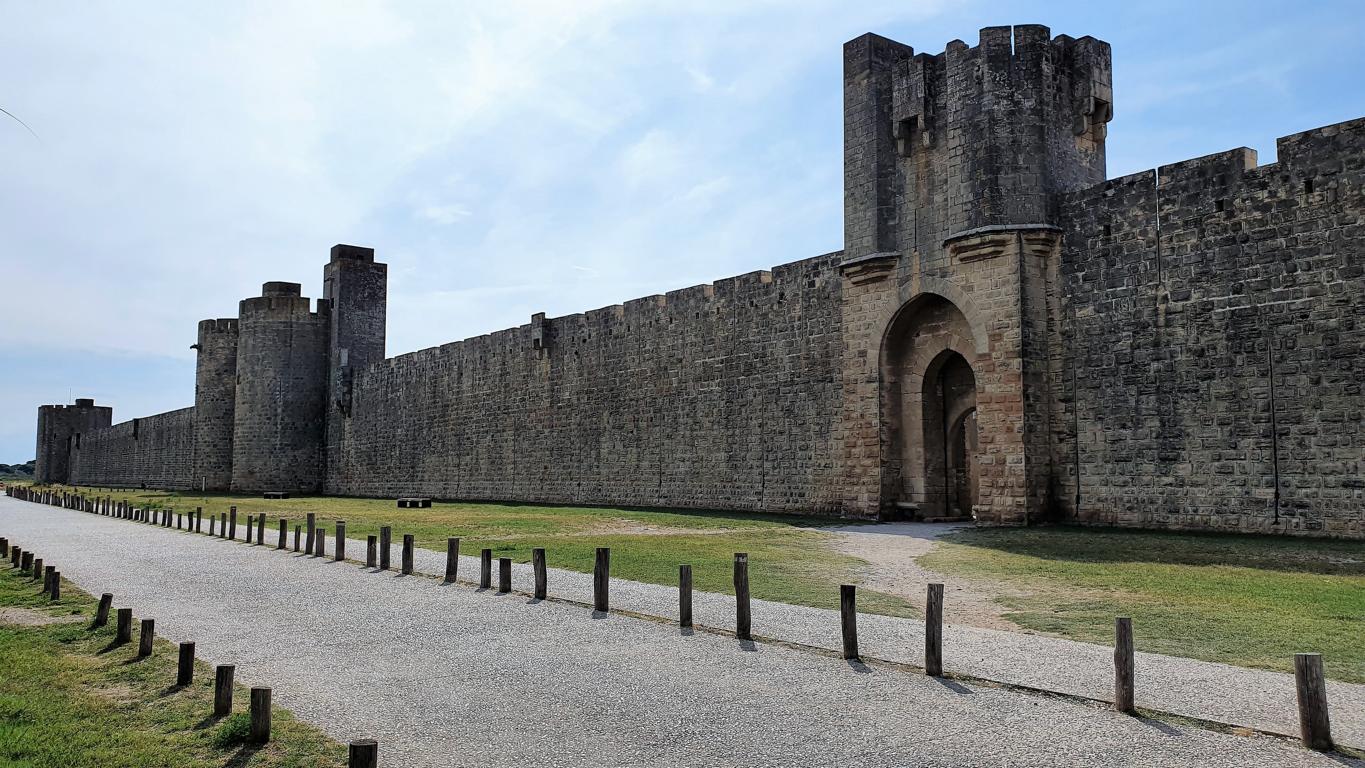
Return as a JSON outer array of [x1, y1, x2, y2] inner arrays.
[[330, 243, 376, 263], [262, 281, 302, 297], [197, 318, 239, 335], [39, 398, 104, 413]]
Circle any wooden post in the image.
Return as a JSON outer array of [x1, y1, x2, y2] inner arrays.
[[1295, 653, 1333, 751], [229, 506, 237, 540], [250, 687, 272, 743], [214, 665, 235, 716], [49, 571, 61, 601], [0, 537, 6, 559], [294, 526, 301, 552], [138, 618, 155, 657], [679, 565, 693, 628], [257, 514, 266, 545], [349, 740, 379, 768], [177, 512, 182, 529], [402, 534, 414, 575], [209, 515, 217, 537], [245, 514, 254, 544], [532, 548, 547, 600], [177, 641, 196, 686], [498, 557, 512, 593], [43, 564, 55, 593], [593, 547, 610, 612], [336, 521, 347, 561], [480, 549, 492, 588], [926, 583, 944, 677], [10, 546, 19, 567], [314, 528, 326, 558], [220, 513, 227, 538], [196, 507, 203, 533], [733, 553, 751, 641], [366, 535, 377, 568], [305, 513, 316, 553], [278, 518, 287, 549], [379, 526, 391, 571], [445, 538, 460, 582], [1114, 617, 1135, 714], [31, 557, 42, 582], [94, 593, 113, 627], [840, 585, 859, 660]]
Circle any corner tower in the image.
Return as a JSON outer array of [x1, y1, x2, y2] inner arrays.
[[34, 398, 112, 484], [322, 244, 387, 490], [230, 282, 330, 493], [837, 26, 1113, 524]]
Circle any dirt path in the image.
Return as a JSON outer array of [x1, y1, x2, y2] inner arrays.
[[828, 522, 1028, 631]]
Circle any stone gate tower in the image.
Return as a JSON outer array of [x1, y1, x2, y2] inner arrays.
[[838, 25, 1113, 523]]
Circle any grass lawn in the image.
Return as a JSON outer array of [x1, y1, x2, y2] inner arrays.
[[0, 565, 344, 767], [920, 526, 1365, 683], [52, 487, 920, 618]]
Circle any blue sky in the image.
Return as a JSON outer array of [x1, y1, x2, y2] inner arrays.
[[1, 0, 1363, 462]]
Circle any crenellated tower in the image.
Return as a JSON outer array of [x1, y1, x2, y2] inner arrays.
[[230, 281, 331, 493], [191, 318, 238, 491], [322, 244, 387, 490], [838, 25, 1113, 524], [34, 398, 112, 484]]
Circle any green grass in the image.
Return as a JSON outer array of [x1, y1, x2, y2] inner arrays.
[[0, 566, 345, 767], [57, 487, 919, 618], [920, 526, 1365, 683]]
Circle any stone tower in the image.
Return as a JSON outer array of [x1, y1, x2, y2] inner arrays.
[[34, 398, 112, 484], [322, 244, 387, 490], [229, 281, 331, 493], [838, 25, 1113, 523], [191, 318, 238, 491]]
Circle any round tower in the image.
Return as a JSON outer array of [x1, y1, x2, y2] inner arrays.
[[230, 282, 330, 493], [192, 318, 239, 491]]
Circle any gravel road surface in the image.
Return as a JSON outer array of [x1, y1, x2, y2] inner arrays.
[[2, 497, 1359, 767]]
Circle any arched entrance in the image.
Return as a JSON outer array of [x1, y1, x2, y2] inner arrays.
[[880, 293, 982, 520]]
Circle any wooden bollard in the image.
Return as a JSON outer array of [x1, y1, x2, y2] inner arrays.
[[138, 618, 155, 657], [229, 507, 237, 540], [49, 570, 61, 601], [593, 547, 610, 612], [113, 610, 131, 643], [31, 557, 43, 582], [250, 687, 272, 743], [926, 583, 944, 677], [733, 553, 751, 641], [679, 564, 693, 628], [278, 518, 287, 549], [176, 512, 183, 529], [379, 526, 392, 571], [214, 665, 235, 716], [177, 641, 196, 686], [94, 593, 113, 627], [335, 521, 347, 561], [294, 526, 301, 552], [402, 534, 414, 574], [1295, 653, 1333, 751], [314, 528, 326, 558], [840, 585, 859, 660], [245, 514, 255, 544], [348, 740, 379, 768], [1, 536, 9, 558], [498, 557, 512, 593], [366, 535, 377, 568], [196, 507, 203, 532], [10, 546, 19, 567], [305, 513, 316, 554], [256, 514, 265, 545], [209, 515, 217, 536], [480, 549, 492, 588], [445, 538, 460, 582], [532, 548, 547, 599], [1115, 617, 1136, 713], [43, 564, 55, 593], [220, 513, 227, 538]]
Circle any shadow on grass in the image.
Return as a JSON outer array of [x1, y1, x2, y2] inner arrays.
[[97, 638, 129, 654], [939, 524, 1365, 576], [158, 683, 189, 698], [193, 714, 226, 731], [224, 742, 265, 767]]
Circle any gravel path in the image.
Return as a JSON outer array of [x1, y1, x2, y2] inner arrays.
[[3, 497, 1361, 767]]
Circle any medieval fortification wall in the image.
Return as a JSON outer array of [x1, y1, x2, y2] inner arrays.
[[36, 25, 1363, 538]]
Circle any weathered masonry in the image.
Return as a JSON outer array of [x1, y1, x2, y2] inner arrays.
[[37, 26, 1363, 538]]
